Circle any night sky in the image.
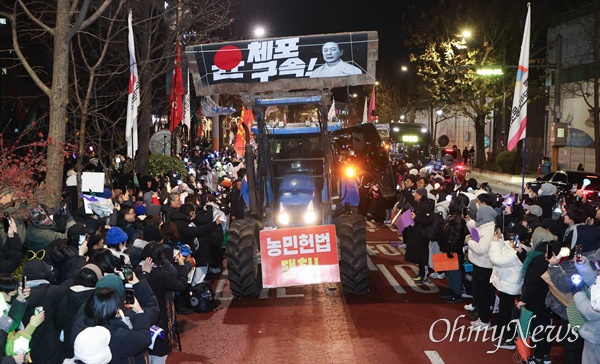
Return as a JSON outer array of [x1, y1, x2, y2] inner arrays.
[[231, 0, 433, 81]]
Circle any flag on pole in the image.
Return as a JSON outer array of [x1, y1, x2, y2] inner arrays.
[[507, 3, 531, 151], [169, 44, 184, 133], [182, 67, 191, 138], [368, 86, 376, 122], [328, 98, 336, 122], [362, 97, 368, 123], [125, 10, 140, 159]]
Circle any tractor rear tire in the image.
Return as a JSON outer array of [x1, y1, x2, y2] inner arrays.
[[335, 214, 369, 294], [227, 219, 261, 297]]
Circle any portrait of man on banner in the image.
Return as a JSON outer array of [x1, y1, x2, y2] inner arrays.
[[310, 41, 363, 78]]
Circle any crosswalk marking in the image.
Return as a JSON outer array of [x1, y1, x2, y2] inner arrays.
[[425, 351, 445, 364]]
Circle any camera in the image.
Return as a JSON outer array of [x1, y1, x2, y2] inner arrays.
[[2, 212, 9, 233]]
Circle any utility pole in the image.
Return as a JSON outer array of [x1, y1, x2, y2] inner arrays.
[[552, 34, 562, 171]]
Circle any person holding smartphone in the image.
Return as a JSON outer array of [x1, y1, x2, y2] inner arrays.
[[134, 242, 188, 363], [0, 216, 24, 275]]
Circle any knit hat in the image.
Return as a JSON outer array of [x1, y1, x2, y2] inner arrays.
[[143, 224, 163, 242], [99, 188, 113, 199], [525, 205, 543, 217], [29, 205, 52, 226], [23, 260, 54, 281], [146, 204, 162, 217], [134, 205, 147, 216], [538, 183, 558, 197], [105, 227, 128, 246], [475, 205, 498, 225], [95, 274, 125, 298], [415, 188, 428, 198], [81, 264, 103, 281], [143, 192, 154, 206], [531, 228, 557, 250], [73, 326, 112, 364]]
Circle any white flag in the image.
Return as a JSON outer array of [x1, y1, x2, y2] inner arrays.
[[126, 10, 140, 159], [362, 97, 368, 123], [328, 98, 336, 122], [183, 68, 191, 136], [507, 3, 531, 151]]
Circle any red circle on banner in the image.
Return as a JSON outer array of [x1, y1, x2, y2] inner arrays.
[[214, 45, 243, 71]]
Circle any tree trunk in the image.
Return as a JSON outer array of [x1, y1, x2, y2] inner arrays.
[[45, 0, 72, 208], [474, 115, 486, 167]]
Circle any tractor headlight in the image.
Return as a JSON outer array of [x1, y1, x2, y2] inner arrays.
[[304, 200, 317, 224], [278, 202, 289, 225], [279, 212, 290, 225], [345, 166, 356, 178]]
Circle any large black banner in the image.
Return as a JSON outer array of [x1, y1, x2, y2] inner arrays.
[[186, 31, 378, 96]]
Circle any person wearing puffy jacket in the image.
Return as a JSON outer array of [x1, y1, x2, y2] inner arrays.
[[573, 254, 600, 363], [488, 232, 524, 348], [465, 203, 497, 331]]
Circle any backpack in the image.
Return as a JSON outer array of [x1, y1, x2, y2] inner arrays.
[[189, 282, 218, 313], [424, 212, 445, 242]]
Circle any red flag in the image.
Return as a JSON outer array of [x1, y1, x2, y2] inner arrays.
[[368, 86, 376, 122], [235, 107, 254, 157], [169, 44, 184, 133]]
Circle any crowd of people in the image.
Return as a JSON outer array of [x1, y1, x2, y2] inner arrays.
[[388, 162, 600, 364], [0, 148, 246, 363]]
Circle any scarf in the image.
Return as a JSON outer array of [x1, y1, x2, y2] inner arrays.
[[522, 249, 544, 275]]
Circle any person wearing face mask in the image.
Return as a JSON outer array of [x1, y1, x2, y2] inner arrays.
[[104, 227, 131, 266], [465, 201, 498, 331], [536, 183, 558, 219], [404, 188, 434, 284]]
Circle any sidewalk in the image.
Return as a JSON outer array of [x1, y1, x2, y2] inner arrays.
[[467, 167, 536, 190]]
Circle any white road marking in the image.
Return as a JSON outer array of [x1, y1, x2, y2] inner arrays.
[[424, 351, 445, 364], [367, 256, 378, 271], [376, 264, 406, 294], [259, 288, 270, 299]]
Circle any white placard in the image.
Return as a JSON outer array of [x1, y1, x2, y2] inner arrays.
[[81, 172, 105, 193]]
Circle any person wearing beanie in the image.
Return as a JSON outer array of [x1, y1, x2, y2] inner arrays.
[[536, 183, 558, 219], [104, 227, 131, 266], [116, 207, 143, 246], [26, 204, 76, 253], [134, 205, 147, 218], [95, 275, 125, 298], [145, 204, 162, 217], [404, 184, 434, 284], [465, 204, 497, 331], [63, 326, 112, 364]]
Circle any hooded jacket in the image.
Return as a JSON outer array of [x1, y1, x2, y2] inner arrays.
[[465, 205, 497, 269], [573, 258, 600, 344]]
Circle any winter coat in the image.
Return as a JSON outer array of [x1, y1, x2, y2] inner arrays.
[[466, 220, 495, 269], [536, 194, 557, 220], [489, 239, 524, 295], [49, 247, 87, 284], [404, 198, 434, 266], [573, 260, 600, 344], [438, 212, 467, 255], [170, 209, 217, 267], [56, 286, 96, 357], [230, 188, 245, 220], [0, 235, 23, 274], [25, 220, 75, 252], [72, 312, 152, 364], [0, 298, 27, 359], [23, 279, 74, 364], [135, 263, 188, 356], [517, 245, 550, 314]]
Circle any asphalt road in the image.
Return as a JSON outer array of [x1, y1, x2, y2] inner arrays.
[[170, 221, 566, 364]]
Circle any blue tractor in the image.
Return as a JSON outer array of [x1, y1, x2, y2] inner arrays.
[[227, 91, 395, 296]]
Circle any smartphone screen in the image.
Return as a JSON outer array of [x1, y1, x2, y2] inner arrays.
[[123, 265, 133, 282], [124, 288, 135, 305], [78, 234, 86, 248], [546, 244, 553, 260]]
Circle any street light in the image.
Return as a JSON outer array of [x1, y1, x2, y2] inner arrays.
[[254, 26, 266, 37], [461, 29, 472, 39], [401, 66, 408, 72], [400, 115, 405, 121]]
